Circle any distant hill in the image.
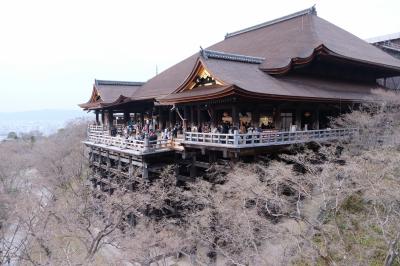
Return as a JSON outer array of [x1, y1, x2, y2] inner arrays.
[[0, 109, 90, 121], [0, 109, 92, 137]]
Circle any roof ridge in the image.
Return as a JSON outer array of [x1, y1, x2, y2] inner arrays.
[[225, 5, 317, 39], [95, 79, 145, 86], [201, 49, 265, 64]]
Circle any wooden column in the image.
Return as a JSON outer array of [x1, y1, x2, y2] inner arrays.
[[274, 106, 282, 130], [232, 104, 239, 128], [159, 107, 165, 130], [183, 106, 189, 131], [197, 104, 202, 127], [313, 106, 320, 130], [190, 105, 194, 127], [128, 156, 133, 179], [106, 151, 111, 171], [140, 112, 145, 126], [295, 106, 302, 130], [124, 112, 130, 125], [252, 107, 260, 128], [190, 154, 197, 178], [108, 110, 113, 129], [142, 162, 149, 179], [95, 110, 100, 125], [101, 110, 105, 125], [210, 105, 216, 127], [169, 109, 173, 128]]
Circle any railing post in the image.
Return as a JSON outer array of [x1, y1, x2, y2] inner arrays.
[[233, 130, 239, 147]]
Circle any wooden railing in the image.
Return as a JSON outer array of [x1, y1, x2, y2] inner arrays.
[[183, 128, 358, 148], [86, 126, 358, 152], [86, 125, 172, 153]]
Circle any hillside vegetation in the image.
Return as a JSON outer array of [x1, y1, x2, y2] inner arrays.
[[0, 91, 399, 266]]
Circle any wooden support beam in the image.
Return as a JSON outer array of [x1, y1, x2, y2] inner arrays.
[[210, 105, 216, 127], [313, 106, 320, 130], [89, 146, 94, 165], [232, 104, 239, 128], [142, 162, 149, 179], [197, 104, 201, 126], [295, 106, 302, 130], [140, 112, 145, 126], [159, 107, 165, 130], [274, 106, 282, 130], [108, 111, 113, 130], [128, 156, 133, 178], [106, 150, 111, 171], [95, 111, 100, 125], [124, 112, 130, 124], [190, 105, 194, 127], [117, 153, 122, 177], [183, 106, 189, 132], [252, 108, 260, 128], [101, 110, 105, 125], [169, 109, 173, 128], [190, 154, 197, 178]]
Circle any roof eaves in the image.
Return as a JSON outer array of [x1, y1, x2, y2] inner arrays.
[[225, 5, 317, 39], [201, 49, 265, 64]]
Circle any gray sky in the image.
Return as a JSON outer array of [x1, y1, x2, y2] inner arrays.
[[0, 0, 399, 112]]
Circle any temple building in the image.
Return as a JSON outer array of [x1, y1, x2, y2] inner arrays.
[[79, 7, 400, 181], [367, 32, 400, 90]]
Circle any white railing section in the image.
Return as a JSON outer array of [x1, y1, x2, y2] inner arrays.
[[87, 125, 172, 153], [183, 128, 358, 148], [86, 126, 358, 152]]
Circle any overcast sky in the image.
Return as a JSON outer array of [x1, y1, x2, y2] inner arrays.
[[0, 0, 399, 112]]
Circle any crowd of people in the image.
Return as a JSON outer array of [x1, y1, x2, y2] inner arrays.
[[101, 119, 276, 143], [186, 121, 274, 135], [109, 121, 183, 142]]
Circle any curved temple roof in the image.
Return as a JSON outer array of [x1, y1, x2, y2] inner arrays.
[[80, 6, 400, 109], [79, 79, 144, 110]]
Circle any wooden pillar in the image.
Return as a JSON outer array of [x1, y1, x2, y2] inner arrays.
[[190, 105, 194, 127], [210, 105, 216, 127], [232, 104, 239, 128], [169, 109, 173, 128], [159, 107, 165, 130], [172, 109, 177, 126], [183, 106, 189, 131], [128, 156, 133, 179], [124, 112, 130, 125], [106, 151, 111, 172], [252, 108, 260, 128], [295, 106, 302, 130], [142, 162, 148, 179], [101, 110, 105, 125], [274, 106, 282, 130], [313, 106, 320, 130], [190, 154, 197, 178], [140, 112, 145, 126], [98, 148, 102, 165], [95, 110, 100, 125], [108, 110, 113, 129], [117, 153, 122, 177], [197, 104, 202, 127], [89, 147, 94, 165]]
